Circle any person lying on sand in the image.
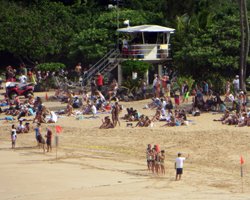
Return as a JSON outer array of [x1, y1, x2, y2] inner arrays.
[[213, 110, 230, 121]]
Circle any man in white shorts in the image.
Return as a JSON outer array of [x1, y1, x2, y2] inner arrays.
[[175, 152, 189, 181]]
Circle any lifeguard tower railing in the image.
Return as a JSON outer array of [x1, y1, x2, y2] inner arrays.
[[121, 44, 171, 60], [117, 25, 175, 61]]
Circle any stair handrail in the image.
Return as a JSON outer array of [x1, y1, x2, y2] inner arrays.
[[97, 49, 120, 74], [82, 48, 120, 83], [84, 49, 117, 80]]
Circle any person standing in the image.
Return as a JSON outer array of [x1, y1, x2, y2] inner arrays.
[[45, 127, 53, 152], [146, 144, 152, 171], [175, 152, 189, 181], [182, 81, 189, 103], [225, 81, 231, 97], [34, 123, 41, 146], [11, 124, 17, 149], [96, 72, 104, 92], [140, 79, 147, 99], [152, 74, 158, 97], [111, 102, 121, 127], [20, 63, 27, 77], [233, 75, 240, 95], [160, 150, 166, 175], [75, 62, 82, 76], [203, 81, 209, 96]]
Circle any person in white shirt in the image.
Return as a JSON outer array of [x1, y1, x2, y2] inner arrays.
[[19, 73, 27, 84], [47, 111, 58, 123], [232, 75, 240, 95], [11, 124, 17, 149], [175, 152, 189, 181], [16, 120, 25, 133], [91, 104, 97, 117]]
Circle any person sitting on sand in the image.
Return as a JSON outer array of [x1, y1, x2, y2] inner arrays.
[[46, 111, 58, 123], [99, 116, 114, 129], [135, 115, 145, 127], [16, 120, 25, 134], [163, 115, 176, 127], [151, 107, 161, 122], [33, 104, 48, 124], [222, 113, 239, 125], [143, 116, 152, 127], [214, 110, 230, 121], [123, 107, 134, 120], [66, 102, 74, 116]]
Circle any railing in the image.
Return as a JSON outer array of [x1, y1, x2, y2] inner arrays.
[[121, 44, 171, 59], [82, 48, 120, 84]]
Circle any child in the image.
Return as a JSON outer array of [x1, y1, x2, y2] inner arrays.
[[11, 124, 17, 149]]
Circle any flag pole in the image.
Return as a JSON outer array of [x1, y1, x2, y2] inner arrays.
[[240, 155, 244, 193], [241, 165, 243, 193]]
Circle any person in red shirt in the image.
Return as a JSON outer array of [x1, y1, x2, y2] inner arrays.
[[96, 72, 104, 92]]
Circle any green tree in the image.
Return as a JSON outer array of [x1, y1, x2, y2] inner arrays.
[[173, 1, 241, 82]]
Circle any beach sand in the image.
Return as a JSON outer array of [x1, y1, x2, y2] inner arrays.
[[0, 92, 250, 200]]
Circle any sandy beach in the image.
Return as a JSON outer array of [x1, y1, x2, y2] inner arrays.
[[0, 92, 250, 200]]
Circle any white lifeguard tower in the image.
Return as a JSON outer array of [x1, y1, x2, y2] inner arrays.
[[117, 24, 175, 61], [82, 24, 175, 85]]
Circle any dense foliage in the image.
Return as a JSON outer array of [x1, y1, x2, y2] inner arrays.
[[0, 0, 249, 85], [36, 62, 66, 71]]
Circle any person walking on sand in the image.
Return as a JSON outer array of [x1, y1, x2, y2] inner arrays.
[[11, 124, 17, 149], [175, 152, 189, 181]]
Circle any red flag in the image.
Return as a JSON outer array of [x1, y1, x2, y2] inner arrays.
[[240, 156, 244, 165], [55, 125, 62, 134], [45, 93, 49, 101]]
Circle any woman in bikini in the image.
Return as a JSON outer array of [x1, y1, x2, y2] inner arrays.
[[159, 150, 165, 175]]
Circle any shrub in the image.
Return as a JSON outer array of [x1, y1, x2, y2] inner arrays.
[[176, 76, 195, 92], [36, 62, 66, 72], [121, 60, 150, 79], [206, 73, 227, 94]]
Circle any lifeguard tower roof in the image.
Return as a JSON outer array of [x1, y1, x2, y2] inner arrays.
[[117, 25, 175, 33]]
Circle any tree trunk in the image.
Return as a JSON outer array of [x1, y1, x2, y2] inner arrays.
[[239, 0, 245, 91], [243, 0, 249, 91], [239, 0, 249, 91]]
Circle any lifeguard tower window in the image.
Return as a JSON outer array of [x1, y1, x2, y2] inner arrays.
[[144, 32, 158, 43]]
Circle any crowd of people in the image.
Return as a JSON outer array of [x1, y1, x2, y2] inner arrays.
[[0, 63, 249, 173]]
